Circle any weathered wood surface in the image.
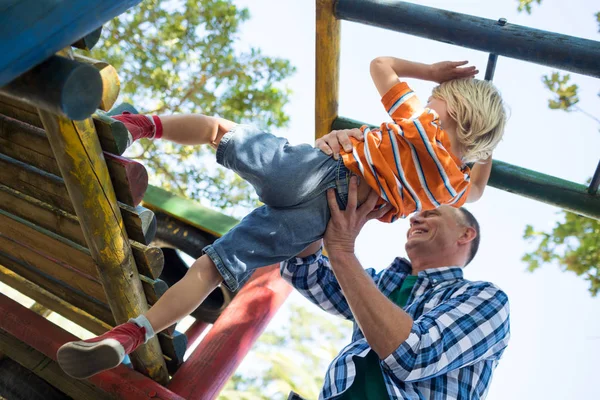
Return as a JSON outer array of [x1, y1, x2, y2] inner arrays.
[[38, 110, 168, 383], [157, 331, 188, 373], [0, 0, 143, 86], [0, 94, 130, 155], [0, 185, 162, 278], [0, 153, 156, 244], [0, 292, 185, 400], [0, 113, 148, 206], [0, 264, 113, 335], [0, 55, 102, 120], [71, 26, 103, 51], [73, 54, 120, 111], [315, 0, 340, 140]]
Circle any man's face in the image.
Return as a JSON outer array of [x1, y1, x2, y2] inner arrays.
[[405, 206, 465, 257]]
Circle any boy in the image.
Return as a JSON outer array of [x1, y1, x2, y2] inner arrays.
[[57, 57, 506, 379]]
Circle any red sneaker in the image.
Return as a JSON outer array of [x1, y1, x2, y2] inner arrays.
[[111, 112, 162, 142], [57, 322, 145, 379]]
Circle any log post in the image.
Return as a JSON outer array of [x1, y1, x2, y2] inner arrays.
[[74, 54, 120, 111], [315, 0, 341, 140], [37, 109, 169, 383]]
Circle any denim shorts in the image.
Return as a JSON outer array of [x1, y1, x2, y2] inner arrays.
[[203, 124, 351, 291]]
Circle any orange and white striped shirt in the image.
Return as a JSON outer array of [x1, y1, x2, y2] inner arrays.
[[341, 82, 471, 222]]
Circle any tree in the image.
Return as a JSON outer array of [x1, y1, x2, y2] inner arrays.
[[218, 303, 352, 400], [518, 0, 600, 296], [84, 0, 295, 213]]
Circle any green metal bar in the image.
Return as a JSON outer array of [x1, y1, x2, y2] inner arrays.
[[333, 116, 600, 220], [589, 160, 600, 195]]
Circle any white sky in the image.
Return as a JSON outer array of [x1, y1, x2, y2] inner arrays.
[[231, 0, 600, 399]]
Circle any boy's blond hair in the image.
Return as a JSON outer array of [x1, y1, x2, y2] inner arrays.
[[431, 79, 506, 163]]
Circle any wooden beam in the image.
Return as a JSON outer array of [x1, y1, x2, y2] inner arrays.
[[0, 154, 156, 244], [0, 113, 148, 206], [335, 0, 600, 79], [71, 26, 103, 51], [37, 110, 168, 383], [0, 185, 162, 278], [157, 331, 187, 374], [0, 95, 130, 156], [0, 253, 115, 326], [144, 185, 238, 238], [29, 302, 52, 318], [0, 0, 143, 86], [0, 210, 168, 305], [315, 0, 340, 140], [0, 264, 112, 335], [0, 55, 102, 120], [168, 265, 292, 399], [0, 292, 184, 400], [73, 54, 120, 112]]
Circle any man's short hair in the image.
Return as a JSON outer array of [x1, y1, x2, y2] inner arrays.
[[458, 207, 480, 266]]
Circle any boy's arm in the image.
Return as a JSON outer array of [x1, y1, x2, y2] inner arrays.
[[466, 155, 493, 203], [370, 57, 479, 97]]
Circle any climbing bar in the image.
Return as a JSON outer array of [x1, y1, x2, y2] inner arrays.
[[0, 55, 103, 120], [588, 160, 600, 195], [332, 116, 600, 220], [484, 54, 498, 81], [0, 0, 142, 86], [334, 0, 600, 79]]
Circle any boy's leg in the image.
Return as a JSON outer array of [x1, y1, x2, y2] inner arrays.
[[56, 255, 222, 379], [112, 112, 236, 147]]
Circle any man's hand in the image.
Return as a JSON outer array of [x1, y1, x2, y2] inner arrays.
[[316, 128, 364, 160], [429, 61, 479, 84], [324, 176, 392, 255]]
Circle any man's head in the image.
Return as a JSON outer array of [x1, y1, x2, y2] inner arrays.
[[405, 206, 480, 271], [428, 78, 507, 163]]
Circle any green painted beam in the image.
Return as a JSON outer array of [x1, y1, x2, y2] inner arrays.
[[142, 185, 239, 238], [333, 116, 600, 220]]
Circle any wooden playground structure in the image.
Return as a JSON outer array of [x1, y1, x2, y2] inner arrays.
[[0, 0, 598, 399]]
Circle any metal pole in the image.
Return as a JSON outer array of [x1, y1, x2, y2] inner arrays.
[[587, 160, 600, 195], [335, 0, 600, 78]]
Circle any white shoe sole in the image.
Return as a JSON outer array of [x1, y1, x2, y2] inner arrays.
[[57, 338, 125, 379]]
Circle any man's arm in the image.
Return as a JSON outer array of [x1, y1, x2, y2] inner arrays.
[[466, 155, 493, 203]]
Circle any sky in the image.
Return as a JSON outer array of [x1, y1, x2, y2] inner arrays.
[[229, 0, 600, 399]]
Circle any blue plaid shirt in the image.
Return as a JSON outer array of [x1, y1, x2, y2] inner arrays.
[[280, 249, 510, 399]]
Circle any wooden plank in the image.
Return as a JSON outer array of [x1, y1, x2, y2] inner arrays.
[[0, 154, 156, 244], [71, 26, 103, 51], [0, 292, 185, 400], [0, 264, 112, 335], [0, 185, 163, 278], [144, 185, 238, 238], [31, 108, 167, 382], [0, 114, 148, 205], [157, 331, 187, 372], [0, 95, 130, 156], [0, 55, 102, 120], [0, 234, 108, 303], [73, 54, 120, 112], [29, 302, 52, 318], [0, 253, 114, 326], [315, 0, 340, 140], [0, 210, 167, 306], [0, 0, 144, 86], [0, 356, 78, 400]]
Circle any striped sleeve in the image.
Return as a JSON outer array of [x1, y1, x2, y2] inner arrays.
[[381, 282, 510, 382], [381, 82, 423, 123]]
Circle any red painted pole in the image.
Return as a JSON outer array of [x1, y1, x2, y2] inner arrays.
[[184, 319, 210, 345], [168, 265, 292, 399], [0, 292, 184, 400]]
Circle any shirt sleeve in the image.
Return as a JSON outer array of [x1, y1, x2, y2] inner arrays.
[[381, 282, 510, 383], [381, 82, 423, 123], [280, 248, 380, 321]]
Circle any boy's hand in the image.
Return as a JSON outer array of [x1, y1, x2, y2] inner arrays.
[[316, 128, 364, 160], [429, 61, 479, 83]]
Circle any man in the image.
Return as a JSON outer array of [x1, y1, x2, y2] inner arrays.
[[283, 131, 510, 399]]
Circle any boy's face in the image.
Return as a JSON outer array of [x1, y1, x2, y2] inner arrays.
[[426, 97, 454, 132]]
